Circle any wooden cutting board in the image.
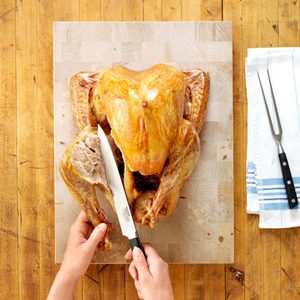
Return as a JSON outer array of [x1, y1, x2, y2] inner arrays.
[[54, 21, 233, 264]]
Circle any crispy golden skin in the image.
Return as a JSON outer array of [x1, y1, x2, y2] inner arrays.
[[97, 64, 185, 175], [60, 64, 210, 247]]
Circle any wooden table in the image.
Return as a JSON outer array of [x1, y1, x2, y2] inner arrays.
[[1, 0, 299, 299]]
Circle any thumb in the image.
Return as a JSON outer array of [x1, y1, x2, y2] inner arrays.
[[132, 247, 151, 281], [85, 223, 107, 250]]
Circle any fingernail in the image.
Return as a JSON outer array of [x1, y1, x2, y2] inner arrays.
[[96, 223, 107, 232], [133, 247, 141, 257]]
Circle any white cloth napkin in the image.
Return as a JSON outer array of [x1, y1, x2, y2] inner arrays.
[[246, 48, 300, 228]]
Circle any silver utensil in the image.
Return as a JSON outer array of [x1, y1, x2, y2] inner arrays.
[[257, 69, 298, 208], [97, 125, 146, 255]]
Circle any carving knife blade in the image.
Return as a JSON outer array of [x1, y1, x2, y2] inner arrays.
[[97, 125, 145, 256]]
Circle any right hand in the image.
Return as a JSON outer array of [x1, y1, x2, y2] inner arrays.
[[125, 244, 174, 300]]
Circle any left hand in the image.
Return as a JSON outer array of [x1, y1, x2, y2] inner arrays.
[[48, 210, 107, 300], [60, 210, 108, 281]]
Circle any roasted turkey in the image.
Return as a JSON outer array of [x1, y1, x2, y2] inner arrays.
[[60, 64, 209, 249]]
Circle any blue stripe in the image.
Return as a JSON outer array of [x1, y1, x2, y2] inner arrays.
[[258, 177, 300, 185], [259, 202, 300, 211], [247, 186, 257, 194]]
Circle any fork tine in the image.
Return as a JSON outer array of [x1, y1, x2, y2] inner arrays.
[[257, 71, 277, 138], [267, 69, 282, 135]]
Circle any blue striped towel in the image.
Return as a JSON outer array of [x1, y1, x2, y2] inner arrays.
[[246, 48, 300, 228]]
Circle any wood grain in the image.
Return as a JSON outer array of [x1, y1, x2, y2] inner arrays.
[[16, 0, 40, 298], [80, 0, 101, 21], [101, 0, 122, 21], [279, 2, 300, 300], [241, 1, 264, 299], [0, 1, 18, 299], [1, 1, 300, 299], [223, 0, 245, 298], [37, 0, 56, 299]]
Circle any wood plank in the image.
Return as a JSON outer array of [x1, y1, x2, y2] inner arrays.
[[0, 1, 18, 299], [162, 0, 182, 20], [182, 0, 222, 20], [122, 0, 143, 21], [144, 0, 162, 20], [82, 265, 102, 300], [125, 268, 140, 300], [240, 1, 264, 299], [223, 0, 245, 299], [280, 229, 300, 299], [16, 0, 40, 298], [100, 0, 122, 21], [261, 0, 279, 48], [36, 0, 57, 298], [279, 2, 300, 299], [184, 265, 204, 300], [103, 264, 125, 299], [279, 0, 300, 46], [167, 265, 184, 299], [259, 2, 282, 299], [54, 0, 80, 21], [203, 265, 226, 299], [80, 0, 101, 21]]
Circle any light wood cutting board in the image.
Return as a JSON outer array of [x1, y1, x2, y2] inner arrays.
[[54, 21, 233, 264]]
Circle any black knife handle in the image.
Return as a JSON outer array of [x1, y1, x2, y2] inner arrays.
[[129, 234, 146, 258], [279, 152, 298, 209]]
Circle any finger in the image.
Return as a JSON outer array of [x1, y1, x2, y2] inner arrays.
[[124, 249, 133, 260], [143, 244, 165, 265], [132, 247, 151, 281], [84, 223, 107, 251], [125, 243, 156, 260], [71, 211, 91, 235], [128, 262, 137, 280], [134, 280, 143, 299], [77, 210, 90, 223], [143, 243, 160, 259]]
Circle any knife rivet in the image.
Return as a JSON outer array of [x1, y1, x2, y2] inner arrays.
[[287, 180, 292, 185], [283, 162, 287, 166], [291, 199, 296, 203]]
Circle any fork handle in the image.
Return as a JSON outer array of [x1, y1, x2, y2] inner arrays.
[[278, 152, 298, 209]]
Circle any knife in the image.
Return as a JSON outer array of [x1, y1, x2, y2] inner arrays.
[[97, 125, 146, 256]]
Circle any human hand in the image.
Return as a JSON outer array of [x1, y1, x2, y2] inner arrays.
[[125, 244, 174, 300], [60, 210, 108, 281], [48, 211, 107, 300]]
